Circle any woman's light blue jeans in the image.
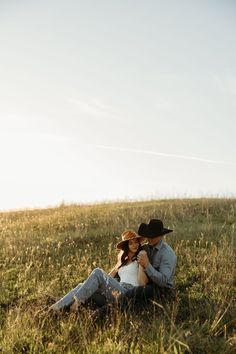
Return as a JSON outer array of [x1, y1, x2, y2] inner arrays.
[[51, 268, 131, 311]]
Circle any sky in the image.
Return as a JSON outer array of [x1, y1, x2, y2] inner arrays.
[[0, 0, 236, 211]]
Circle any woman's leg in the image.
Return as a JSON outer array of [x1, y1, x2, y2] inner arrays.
[[50, 283, 83, 311], [51, 268, 127, 311], [74, 268, 127, 303]]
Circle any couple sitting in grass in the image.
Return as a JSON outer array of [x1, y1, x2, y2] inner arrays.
[[50, 219, 177, 313]]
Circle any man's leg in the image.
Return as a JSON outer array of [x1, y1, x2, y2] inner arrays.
[[86, 291, 107, 308], [120, 284, 176, 309], [119, 284, 153, 309]]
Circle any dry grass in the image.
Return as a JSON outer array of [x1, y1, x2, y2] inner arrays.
[[0, 198, 235, 353]]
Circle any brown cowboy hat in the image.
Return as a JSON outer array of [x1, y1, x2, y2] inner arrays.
[[138, 219, 173, 238], [116, 230, 145, 249]]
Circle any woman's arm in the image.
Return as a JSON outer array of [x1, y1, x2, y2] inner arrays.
[[108, 250, 123, 278], [109, 266, 119, 278], [137, 250, 149, 285], [138, 264, 149, 286]]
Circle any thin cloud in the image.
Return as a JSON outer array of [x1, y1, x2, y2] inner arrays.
[[95, 144, 236, 166], [67, 96, 125, 121]]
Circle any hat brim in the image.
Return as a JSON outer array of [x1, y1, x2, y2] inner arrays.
[[138, 223, 173, 238], [116, 236, 146, 249], [162, 228, 173, 235]]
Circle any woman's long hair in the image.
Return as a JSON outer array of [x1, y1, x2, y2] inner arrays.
[[118, 239, 142, 267]]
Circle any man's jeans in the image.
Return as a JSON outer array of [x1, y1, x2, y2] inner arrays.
[[119, 283, 176, 309], [51, 268, 130, 311]]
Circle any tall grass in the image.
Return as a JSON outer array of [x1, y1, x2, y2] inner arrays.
[[0, 198, 235, 353]]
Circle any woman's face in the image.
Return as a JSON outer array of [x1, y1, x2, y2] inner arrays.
[[128, 238, 140, 253]]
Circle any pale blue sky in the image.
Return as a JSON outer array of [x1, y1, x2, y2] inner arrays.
[[0, 0, 236, 211]]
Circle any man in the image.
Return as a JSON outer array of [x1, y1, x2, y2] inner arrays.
[[120, 219, 177, 307]]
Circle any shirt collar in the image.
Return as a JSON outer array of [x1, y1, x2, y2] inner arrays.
[[152, 239, 163, 251]]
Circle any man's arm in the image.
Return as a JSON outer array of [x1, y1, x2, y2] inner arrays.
[[145, 253, 176, 287], [138, 250, 176, 287]]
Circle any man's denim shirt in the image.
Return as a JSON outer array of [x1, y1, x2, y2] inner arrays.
[[142, 239, 177, 288]]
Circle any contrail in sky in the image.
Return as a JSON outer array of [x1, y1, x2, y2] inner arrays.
[[95, 144, 236, 166]]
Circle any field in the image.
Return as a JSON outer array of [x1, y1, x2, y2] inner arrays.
[[0, 198, 235, 353]]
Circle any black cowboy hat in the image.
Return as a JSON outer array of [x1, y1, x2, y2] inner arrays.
[[138, 219, 173, 238]]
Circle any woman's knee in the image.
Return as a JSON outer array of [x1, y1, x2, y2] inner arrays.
[[92, 267, 104, 277], [92, 268, 107, 282]]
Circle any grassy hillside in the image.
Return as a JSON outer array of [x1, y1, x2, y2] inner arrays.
[[0, 198, 235, 353]]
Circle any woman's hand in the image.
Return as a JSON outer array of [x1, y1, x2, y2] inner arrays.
[[137, 251, 149, 285], [137, 250, 150, 269]]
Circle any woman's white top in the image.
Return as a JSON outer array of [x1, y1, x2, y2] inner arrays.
[[118, 261, 139, 286]]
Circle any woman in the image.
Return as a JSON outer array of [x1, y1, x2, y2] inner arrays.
[[50, 230, 148, 312]]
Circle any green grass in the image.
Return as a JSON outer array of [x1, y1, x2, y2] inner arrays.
[[0, 198, 235, 353]]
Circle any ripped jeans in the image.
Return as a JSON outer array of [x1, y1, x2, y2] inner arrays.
[[51, 268, 133, 311]]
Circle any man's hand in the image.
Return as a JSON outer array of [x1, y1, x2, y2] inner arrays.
[[137, 250, 150, 268]]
